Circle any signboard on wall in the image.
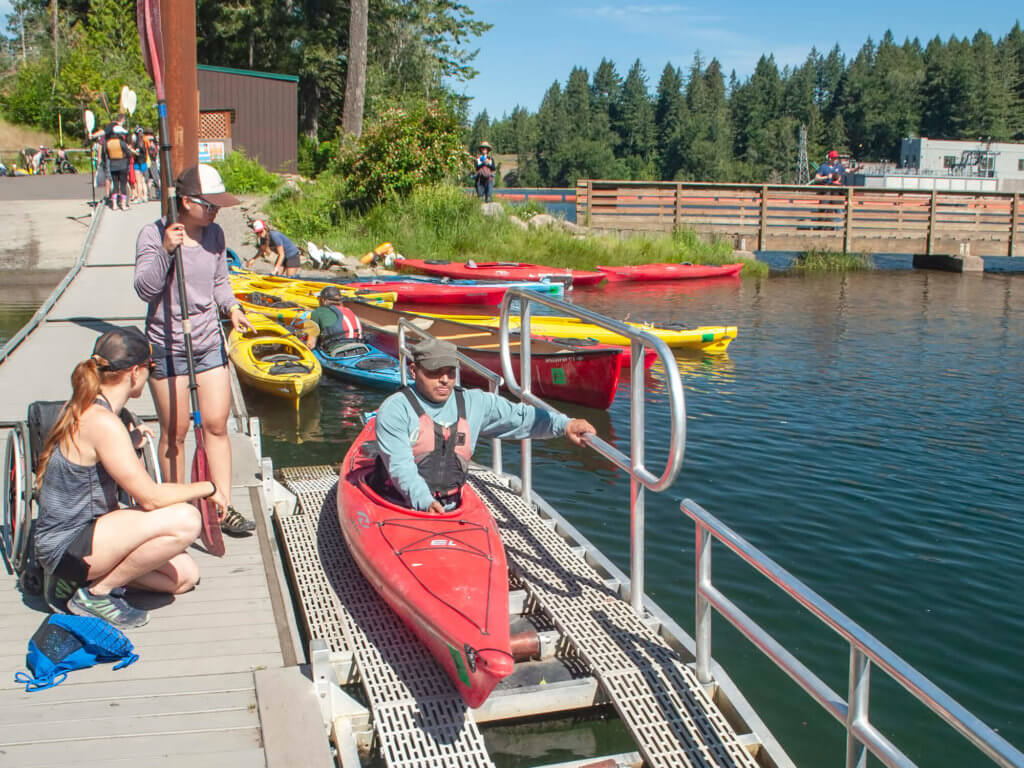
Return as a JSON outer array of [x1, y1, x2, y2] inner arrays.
[[198, 141, 226, 163]]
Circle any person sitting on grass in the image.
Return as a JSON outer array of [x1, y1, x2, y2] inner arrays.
[[33, 327, 225, 629], [304, 286, 363, 353]]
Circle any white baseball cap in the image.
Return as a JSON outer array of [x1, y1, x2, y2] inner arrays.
[[252, 220, 266, 234]]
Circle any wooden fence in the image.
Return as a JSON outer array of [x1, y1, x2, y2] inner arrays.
[[576, 180, 1023, 257]]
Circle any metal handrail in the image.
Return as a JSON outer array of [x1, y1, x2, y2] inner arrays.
[[397, 317, 504, 475], [496, 287, 687, 612], [681, 498, 1024, 768]]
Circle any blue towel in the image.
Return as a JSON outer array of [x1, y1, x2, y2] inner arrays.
[[14, 614, 139, 691]]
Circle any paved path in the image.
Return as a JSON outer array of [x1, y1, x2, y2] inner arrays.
[[0, 175, 98, 271]]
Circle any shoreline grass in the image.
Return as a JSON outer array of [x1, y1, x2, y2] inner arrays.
[[791, 250, 875, 272], [266, 180, 770, 277]]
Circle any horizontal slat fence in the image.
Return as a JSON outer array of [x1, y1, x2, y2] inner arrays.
[[577, 180, 1023, 256]]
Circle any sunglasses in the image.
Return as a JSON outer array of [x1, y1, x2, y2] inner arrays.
[[188, 197, 219, 214]]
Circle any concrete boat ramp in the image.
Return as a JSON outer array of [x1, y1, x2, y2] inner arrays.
[[4, 202, 1016, 768], [0, 202, 785, 767]]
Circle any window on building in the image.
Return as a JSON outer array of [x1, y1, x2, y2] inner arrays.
[[943, 155, 957, 169], [979, 154, 995, 178]]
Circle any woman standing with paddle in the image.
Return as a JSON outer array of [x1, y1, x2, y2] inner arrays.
[[134, 164, 256, 544]]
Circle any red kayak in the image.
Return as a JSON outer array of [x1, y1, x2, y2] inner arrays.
[[338, 280, 510, 306], [397, 258, 606, 287], [351, 302, 625, 409], [337, 419, 513, 708], [597, 262, 745, 282]]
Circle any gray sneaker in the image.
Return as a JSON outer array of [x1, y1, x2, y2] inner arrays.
[[68, 587, 149, 629]]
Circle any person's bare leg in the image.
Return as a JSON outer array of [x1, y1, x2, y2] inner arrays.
[[128, 552, 199, 594], [149, 372, 190, 482], [196, 365, 233, 508], [85, 505, 201, 595]]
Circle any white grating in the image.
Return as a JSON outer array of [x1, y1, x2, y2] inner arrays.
[[277, 469, 495, 768], [469, 470, 760, 768]]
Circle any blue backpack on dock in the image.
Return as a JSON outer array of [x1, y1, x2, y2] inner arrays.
[[14, 614, 139, 691]]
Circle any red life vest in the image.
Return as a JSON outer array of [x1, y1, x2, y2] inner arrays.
[[372, 387, 472, 505], [319, 304, 362, 348]]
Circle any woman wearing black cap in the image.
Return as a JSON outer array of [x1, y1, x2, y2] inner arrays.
[[134, 163, 256, 538], [33, 327, 220, 629]]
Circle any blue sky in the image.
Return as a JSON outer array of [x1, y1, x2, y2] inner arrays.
[[457, 1, 1022, 119]]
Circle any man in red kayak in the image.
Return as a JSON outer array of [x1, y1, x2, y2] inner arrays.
[[372, 337, 596, 515]]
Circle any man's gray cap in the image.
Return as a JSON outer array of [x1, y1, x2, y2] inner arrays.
[[410, 337, 459, 369]]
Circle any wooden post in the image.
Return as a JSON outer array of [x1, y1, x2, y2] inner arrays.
[[585, 180, 592, 227], [758, 185, 768, 251], [927, 190, 937, 256], [160, 0, 198, 213], [674, 182, 682, 233], [1010, 193, 1020, 257], [843, 187, 853, 253]]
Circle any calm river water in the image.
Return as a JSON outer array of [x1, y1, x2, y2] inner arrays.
[[3, 269, 1021, 766]]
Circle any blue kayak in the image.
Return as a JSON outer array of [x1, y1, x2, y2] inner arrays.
[[314, 340, 402, 390]]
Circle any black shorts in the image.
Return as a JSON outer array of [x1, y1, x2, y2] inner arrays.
[[51, 519, 97, 593]]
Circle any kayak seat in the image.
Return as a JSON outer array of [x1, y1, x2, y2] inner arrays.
[[358, 439, 380, 458], [545, 336, 599, 348], [262, 353, 302, 363], [354, 357, 397, 371], [326, 341, 371, 358], [268, 361, 312, 375], [247, 292, 301, 309]]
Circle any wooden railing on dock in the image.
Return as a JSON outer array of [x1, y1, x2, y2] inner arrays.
[[576, 179, 1024, 257]]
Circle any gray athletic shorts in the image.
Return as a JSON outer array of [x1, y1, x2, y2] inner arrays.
[[151, 342, 227, 380]]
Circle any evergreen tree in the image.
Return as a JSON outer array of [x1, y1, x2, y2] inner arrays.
[[616, 58, 656, 177], [654, 63, 685, 179], [535, 80, 568, 185], [590, 58, 621, 149]]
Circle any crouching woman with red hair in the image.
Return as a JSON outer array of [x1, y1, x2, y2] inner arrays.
[[33, 327, 226, 629]]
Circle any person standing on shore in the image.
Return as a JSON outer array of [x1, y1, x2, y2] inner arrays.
[[134, 163, 257, 539], [474, 141, 496, 203]]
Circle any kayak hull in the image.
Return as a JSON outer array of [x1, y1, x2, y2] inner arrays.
[[397, 258, 606, 287], [226, 315, 321, 400], [350, 302, 624, 409], [597, 262, 745, 282], [314, 341, 402, 390], [337, 420, 513, 708], [338, 280, 511, 306]]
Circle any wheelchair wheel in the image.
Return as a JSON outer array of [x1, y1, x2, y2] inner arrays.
[[116, 410, 162, 508], [2, 423, 33, 574]]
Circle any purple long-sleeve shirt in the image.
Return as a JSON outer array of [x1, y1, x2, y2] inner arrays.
[[134, 219, 236, 357]]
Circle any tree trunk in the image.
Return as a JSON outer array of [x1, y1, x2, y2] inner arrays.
[[300, 79, 320, 140], [51, 0, 58, 94], [341, 0, 368, 137]]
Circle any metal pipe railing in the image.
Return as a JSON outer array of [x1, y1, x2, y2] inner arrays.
[[682, 497, 1024, 768], [496, 288, 687, 612], [397, 317, 503, 475]]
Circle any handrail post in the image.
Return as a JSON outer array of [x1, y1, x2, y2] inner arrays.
[[845, 648, 870, 768], [629, 338, 646, 614], [844, 187, 854, 253], [1010, 192, 1019, 257], [758, 185, 768, 250], [490, 375, 502, 475], [927, 190, 937, 256], [519, 301, 533, 506], [695, 522, 712, 684]]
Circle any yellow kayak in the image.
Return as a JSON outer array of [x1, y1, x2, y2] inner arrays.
[[227, 314, 322, 401], [413, 311, 737, 354], [229, 273, 396, 308]]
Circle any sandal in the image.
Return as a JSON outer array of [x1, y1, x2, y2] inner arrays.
[[220, 506, 256, 535]]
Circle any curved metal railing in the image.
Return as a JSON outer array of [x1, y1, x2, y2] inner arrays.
[[496, 287, 687, 612], [682, 498, 1024, 768]]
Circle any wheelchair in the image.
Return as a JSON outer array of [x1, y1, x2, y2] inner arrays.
[[2, 401, 162, 595]]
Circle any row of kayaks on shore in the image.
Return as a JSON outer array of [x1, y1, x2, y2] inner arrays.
[[225, 267, 739, 409]]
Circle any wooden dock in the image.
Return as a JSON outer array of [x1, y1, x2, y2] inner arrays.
[[0, 203, 329, 768], [576, 179, 1024, 258]]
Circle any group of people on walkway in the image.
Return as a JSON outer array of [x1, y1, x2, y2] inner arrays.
[[90, 113, 160, 211], [32, 159, 600, 630]]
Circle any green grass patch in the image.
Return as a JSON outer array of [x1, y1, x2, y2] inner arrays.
[[213, 150, 281, 194], [268, 179, 768, 276], [792, 250, 874, 272]]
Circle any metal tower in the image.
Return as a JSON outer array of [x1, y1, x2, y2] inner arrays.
[[796, 124, 810, 185]]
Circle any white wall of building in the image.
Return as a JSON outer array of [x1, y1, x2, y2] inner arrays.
[[900, 137, 1024, 183]]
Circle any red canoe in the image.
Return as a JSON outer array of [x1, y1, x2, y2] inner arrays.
[[338, 280, 510, 306], [597, 262, 745, 282], [337, 419, 513, 708], [397, 258, 606, 287], [351, 302, 625, 409]]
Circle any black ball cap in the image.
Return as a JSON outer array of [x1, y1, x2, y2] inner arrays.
[[92, 326, 164, 371]]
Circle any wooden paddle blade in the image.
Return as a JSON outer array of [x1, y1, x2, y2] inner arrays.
[[136, 0, 165, 97], [190, 431, 225, 557]]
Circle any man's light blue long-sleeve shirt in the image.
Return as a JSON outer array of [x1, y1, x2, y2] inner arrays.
[[375, 386, 569, 510]]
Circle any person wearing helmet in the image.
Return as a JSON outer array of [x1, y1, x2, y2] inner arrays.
[[814, 150, 845, 186], [474, 141, 496, 202], [245, 220, 301, 275]]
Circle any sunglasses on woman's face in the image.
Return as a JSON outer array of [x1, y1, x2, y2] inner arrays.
[[188, 197, 219, 214]]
